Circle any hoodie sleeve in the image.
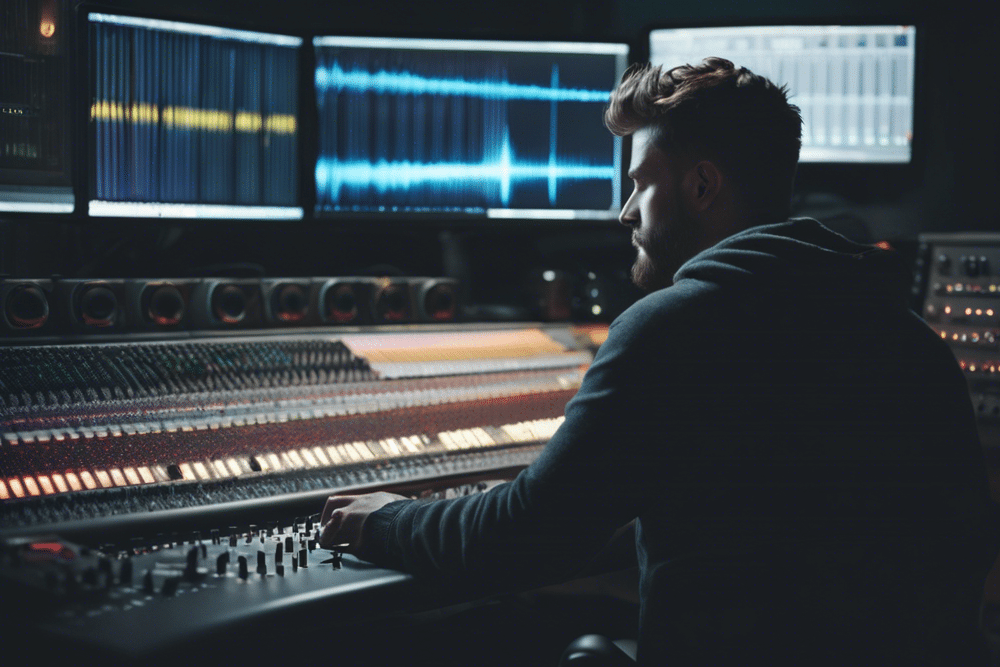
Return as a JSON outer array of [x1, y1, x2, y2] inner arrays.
[[359, 299, 678, 590]]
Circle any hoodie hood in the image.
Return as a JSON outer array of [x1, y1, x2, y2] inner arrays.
[[673, 218, 910, 307]]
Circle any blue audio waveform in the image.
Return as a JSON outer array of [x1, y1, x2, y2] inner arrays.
[[315, 128, 615, 208], [314, 48, 620, 213], [314, 62, 611, 103]]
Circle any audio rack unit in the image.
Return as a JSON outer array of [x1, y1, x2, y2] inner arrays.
[[1, 276, 459, 341], [916, 233, 1000, 453]]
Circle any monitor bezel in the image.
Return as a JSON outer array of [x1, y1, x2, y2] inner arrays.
[[76, 3, 309, 223], [309, 32, 631, 223], [640, 17, 925, 199]]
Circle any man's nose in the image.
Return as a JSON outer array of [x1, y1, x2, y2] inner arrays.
[[619, 192, 638, 227]]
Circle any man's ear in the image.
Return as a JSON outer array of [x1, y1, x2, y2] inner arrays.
[[683, 160, 722, 212]]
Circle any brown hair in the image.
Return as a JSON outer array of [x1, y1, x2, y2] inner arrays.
[[606, 58, 802, 224]]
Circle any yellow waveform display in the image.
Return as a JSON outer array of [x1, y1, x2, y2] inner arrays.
[[89, 101, 296, 135]]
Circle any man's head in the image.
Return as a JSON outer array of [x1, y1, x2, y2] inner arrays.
[[606, 58, 802, 290]]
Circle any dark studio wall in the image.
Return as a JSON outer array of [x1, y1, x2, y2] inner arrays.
[[2, 0, 996, 319]]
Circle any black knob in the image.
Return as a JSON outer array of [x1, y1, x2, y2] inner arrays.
[[210, 529, 219, 545], [275, 543, 283, 565], [276, 564, 285, 577], [143, 569, 154, 594], [285, 536, 294, 553], [184, 547, 200, 580], [216, 552, 230, 576], [147, 284, 184, 326], [5, 284, 49, 329], [99, 557, 114, 587], [162, 576, 180, 596], [291, 553, 298, 571], [80, 286, 117, 327], [964, 256, 980, 277], [229, 526, 238, 547], [274, 284, 308, 323], [119, 559, 133, 585], [299, 548, 308, 568], [238, 555, 249, 580], [212, 284, 247, 324], [257, 550, 267, 575]]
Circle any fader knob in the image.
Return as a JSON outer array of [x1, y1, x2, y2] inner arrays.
[[299, 548, 307, 568], [275, 543, 283, 565], [5, 284, 49, 328], [120, 559, 133, 585], [143, 569, 154, 594], [216, 552, 230, 575], [285, 536, 294, 552], [238, 556, 249, 580], [162, 576, 180, 596], [257, 550, 267, 575]]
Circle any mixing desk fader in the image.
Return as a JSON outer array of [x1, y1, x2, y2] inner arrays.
[[0, 322, 605, 664]]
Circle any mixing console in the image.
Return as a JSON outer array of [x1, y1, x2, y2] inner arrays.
[[0, 323, 601, 663]]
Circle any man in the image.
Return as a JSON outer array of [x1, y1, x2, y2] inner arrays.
[[320, 59, 998, 665]]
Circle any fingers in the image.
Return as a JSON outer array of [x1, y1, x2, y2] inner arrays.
[[318, 509, 344, 549], [320, 494, 358, 527]]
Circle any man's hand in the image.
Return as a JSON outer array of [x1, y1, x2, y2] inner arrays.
[[318, 491, 409, 558]]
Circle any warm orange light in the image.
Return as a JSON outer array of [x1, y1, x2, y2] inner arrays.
[[40, 20, 55, 38], [970, 364, 977, 372], [944, 306, 952, 314], [976, 309, 983, 316], [875, 240, 892, 251], [989, 309, 995, 317], [966, 308, 973, 316]]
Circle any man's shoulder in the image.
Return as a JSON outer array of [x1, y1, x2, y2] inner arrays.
[[607, 280, 729, 348]]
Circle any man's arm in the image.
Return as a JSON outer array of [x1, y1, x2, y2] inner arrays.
[[318, 304, 676, 589]]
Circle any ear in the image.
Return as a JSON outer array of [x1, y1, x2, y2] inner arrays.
[[682, 160, 722, 213]]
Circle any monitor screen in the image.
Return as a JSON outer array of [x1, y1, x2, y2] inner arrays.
[[649, 25, 916, 164], [86, 12, 303, 219], [1, 0, 74, 214], [313, 37, 629, 219]]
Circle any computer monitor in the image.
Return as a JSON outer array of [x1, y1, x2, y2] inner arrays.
[[85, 11, 303, 219], [0, 0, 74, 214], [313, 37, 629, 219], [648, 25, 917, 164]]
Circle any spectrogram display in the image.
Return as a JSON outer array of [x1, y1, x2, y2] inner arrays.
[[650, 25, 916, 163], [314, 37, 628, 218], [88, 13, 302, 219]]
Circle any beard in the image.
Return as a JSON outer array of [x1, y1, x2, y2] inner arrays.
[[630, 212, 701, 292]]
